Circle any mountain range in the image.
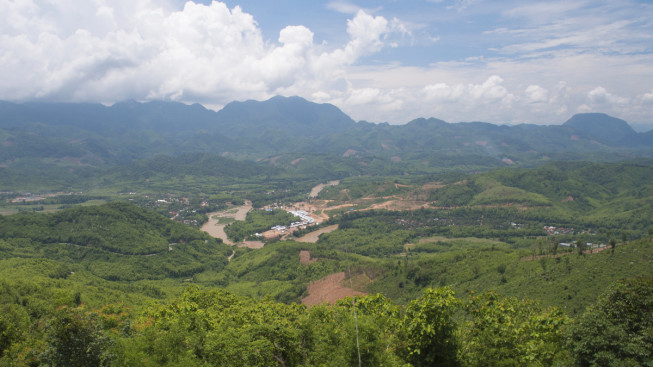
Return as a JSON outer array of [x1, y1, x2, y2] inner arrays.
[[1, 96, 652, 175]]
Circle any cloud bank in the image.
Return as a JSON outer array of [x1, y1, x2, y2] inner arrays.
[[1, 0, 652, 126]]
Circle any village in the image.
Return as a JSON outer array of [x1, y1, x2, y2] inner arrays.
[[543, 225, 606, 250], [269, 210, 316, 232]]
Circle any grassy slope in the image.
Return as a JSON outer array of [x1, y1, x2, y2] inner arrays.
[[1, 160, 652, 314]]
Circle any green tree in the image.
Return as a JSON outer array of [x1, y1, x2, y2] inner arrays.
[[39, 307, 114, 367], [621, 231, 627, 244], [0, 304, 29, 358], [459, 292, 569, 367], [566, 277, 653, 366], [401, 288, 460, 367]]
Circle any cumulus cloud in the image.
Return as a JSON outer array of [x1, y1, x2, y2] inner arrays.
[[640, 90, 653, 104], [421, 76, 512, 104], [469, 75, 509, 100], [1, 0, 653, 126], [525, 85, 549, 103], [587, 87, 628, 106], [0, 1, 400, 106]]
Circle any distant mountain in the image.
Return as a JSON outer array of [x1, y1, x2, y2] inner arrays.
[[215, 96, 355, 139], [562, 113, 641, 146], [1, 97, 652, 180], [0, 100, 217, 135]]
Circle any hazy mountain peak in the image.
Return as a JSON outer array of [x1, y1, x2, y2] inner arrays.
[[215, 96, 355, 138], [563, 113, 638, 145]]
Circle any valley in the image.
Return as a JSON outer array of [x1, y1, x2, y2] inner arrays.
[[0, 98, 651, 366], [200, 201, 253, 244]]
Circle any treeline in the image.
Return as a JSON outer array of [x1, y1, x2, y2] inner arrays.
[[0, 202, 213, 255], [1, 277, 650, 366], [0, 203, 231, 281]]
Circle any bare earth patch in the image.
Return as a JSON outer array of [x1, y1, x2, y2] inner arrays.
[[366, 200, 431, 211], [239, 241, 265, 249], [299, 250, 317, 265], [296, 224, 339, 243], [309, 180, 340, 198], [302, 272, 366, 307]]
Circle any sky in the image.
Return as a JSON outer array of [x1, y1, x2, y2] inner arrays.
[[1, 0, 653, 127]]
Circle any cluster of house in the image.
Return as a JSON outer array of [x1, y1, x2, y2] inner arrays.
[[544, 225, 575, 235], [558, 241, 605, 249], [270, 210, 316, 232]]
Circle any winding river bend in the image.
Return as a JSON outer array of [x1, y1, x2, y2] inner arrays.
[[200, 200, 252, 245]]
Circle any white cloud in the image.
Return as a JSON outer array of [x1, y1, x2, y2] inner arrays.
[[0, 1, 401, 106], [587, 86, 628, 105], [1, 0, 653, 126], [326, 1, 362, 15], [525, 85, 549, 103], [469, 75, 509, 100], [346, 87, 380, 105], [326, 1, 382, 15], [640, 90, 653, 104]]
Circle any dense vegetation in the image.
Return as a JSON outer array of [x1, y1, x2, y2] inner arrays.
[[0, 203, 231, 281], [0, 267, 650, 366], [1, 97, 653, 366]]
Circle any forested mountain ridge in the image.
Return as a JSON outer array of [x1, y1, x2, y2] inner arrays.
[[2, 97, 652, 168], [0, 174, 652, 365], [1, 97, 653, 365], [0, 202, 231, 281]]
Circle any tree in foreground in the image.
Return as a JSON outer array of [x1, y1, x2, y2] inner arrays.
[[458, 292, 569, 367], [566, 276, 653, 366], [39, 307, 114, 367], [401, 287, 460, 367]]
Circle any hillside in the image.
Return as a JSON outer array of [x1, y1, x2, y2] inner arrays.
[[0, 202, 231, 281], [562, 113, 640, 146], [0, 159, 652, 365], [1, 97, 652, 365], [2, 98, 653, 187]]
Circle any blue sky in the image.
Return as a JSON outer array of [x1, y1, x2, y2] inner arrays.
[[1, 0, 652, 127]]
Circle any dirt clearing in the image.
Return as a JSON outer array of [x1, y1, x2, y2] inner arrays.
[[309, 180, 340, 198], [299, 250, 317, 265], [239, 241, 265, 249], [296, 224, 339, 243], [302, 272, 366, 306]]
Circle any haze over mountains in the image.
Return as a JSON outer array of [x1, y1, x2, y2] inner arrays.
[[1, 96, 652, 171]]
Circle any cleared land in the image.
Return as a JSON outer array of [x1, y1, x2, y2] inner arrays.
[[296, 224, 339, 243], [238, 241, 265, 249], [299, 250, 316, 265], [309, 180, 340, 198], [301, 272, 366, 307]]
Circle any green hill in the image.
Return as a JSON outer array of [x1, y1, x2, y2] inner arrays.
[[0, 202, 231, 281]]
